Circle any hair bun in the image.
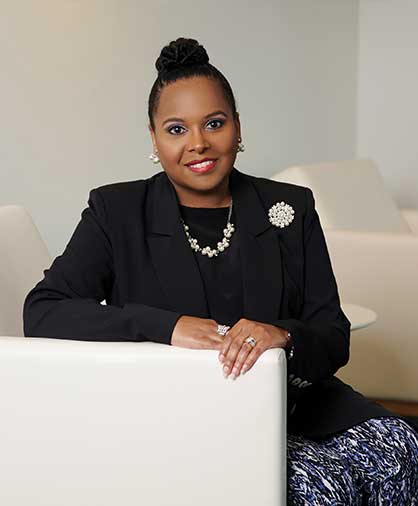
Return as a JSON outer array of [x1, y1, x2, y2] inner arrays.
[[156, 37, 209, 76]]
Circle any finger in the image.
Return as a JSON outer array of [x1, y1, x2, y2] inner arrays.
[[240, 346, 263, 375], [221, 327, 243, 367], [219, 320, 243, 361], [229, 341, 254, 379], [222, 328, 248, 377]]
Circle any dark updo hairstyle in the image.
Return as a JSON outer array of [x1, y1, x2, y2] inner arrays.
[[148, 37, 238, 131]]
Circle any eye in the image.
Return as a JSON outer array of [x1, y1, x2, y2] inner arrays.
[[206, 119, 224, 129], [166, 118, 225, 136], [167, 125, 186, 136]]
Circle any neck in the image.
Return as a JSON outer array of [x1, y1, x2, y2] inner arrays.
[[173, 177, 232, 208]]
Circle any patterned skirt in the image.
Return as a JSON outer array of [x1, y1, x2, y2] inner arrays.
[[287, 417, 418, 505]]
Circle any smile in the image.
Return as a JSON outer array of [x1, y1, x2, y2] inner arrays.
[[186, 159, 218, 173]]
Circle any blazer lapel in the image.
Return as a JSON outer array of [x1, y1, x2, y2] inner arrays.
[[229, 168, 284, 323], [146, 172, 209, 317]]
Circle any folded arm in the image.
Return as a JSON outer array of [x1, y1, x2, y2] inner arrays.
[[23, 189, 182, 344]]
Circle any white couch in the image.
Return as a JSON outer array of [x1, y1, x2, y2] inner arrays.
[[0, 205, 287, 506], [272, 159, 418, 402]]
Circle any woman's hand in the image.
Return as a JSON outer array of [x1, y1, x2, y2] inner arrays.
[[219, 318, 288, 379], [171, 315, 224, 350]]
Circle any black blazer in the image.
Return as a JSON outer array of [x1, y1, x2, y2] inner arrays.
[[23, 167, 397, 439]]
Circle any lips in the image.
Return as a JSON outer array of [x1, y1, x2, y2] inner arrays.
[[185, 158, 218, 173], [185, 157, 217, 166]]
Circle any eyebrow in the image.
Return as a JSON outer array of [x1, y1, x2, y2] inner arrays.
[[162, 110, 228, 126]]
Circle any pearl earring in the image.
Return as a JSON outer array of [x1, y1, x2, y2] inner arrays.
[[237, 139, 245, 153], [148, 151, 160, 164]]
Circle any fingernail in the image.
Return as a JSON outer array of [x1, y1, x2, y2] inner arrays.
[[223, 366, 229, 378], [242, 365, 248, 374], [219, 354, 224, 363]]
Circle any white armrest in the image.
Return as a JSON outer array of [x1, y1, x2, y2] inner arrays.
[[323, 229, 418, 400], [400, 208, 418, 235], [0, 337, 286, 506]]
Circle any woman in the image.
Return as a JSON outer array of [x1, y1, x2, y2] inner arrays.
[[24, 37, 417, 504]]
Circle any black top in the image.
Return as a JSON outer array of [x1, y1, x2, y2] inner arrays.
[[179, 204, 243, 328]]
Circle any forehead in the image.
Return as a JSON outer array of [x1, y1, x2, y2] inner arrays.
[[156, 76, 229, 120]]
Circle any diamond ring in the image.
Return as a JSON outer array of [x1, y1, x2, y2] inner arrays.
[[244, 336, 257, 348], [217, 324, 230, 336]]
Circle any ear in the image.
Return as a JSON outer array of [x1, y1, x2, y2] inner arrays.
[[148, 124, 158, 152], [234, 112, 242, 140]]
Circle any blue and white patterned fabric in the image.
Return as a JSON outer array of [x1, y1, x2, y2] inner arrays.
[[287, 417, 418, 505]]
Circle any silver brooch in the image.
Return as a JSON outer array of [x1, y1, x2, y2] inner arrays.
[[268, 201, 295, 228]]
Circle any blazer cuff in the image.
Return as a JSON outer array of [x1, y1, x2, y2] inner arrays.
[[122, 303, 183, 345]]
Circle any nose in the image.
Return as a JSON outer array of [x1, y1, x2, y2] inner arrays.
[[188, 128, 210, 153]]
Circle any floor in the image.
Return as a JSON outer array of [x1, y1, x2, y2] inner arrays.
[[372, 399, 418, 417], [372, 398, 418, 432]]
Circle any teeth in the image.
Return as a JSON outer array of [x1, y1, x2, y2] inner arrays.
[[189, 160, 215, 169]]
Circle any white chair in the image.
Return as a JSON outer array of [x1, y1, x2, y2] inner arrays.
[[271, 159, 418, 402], [0, 205, 287, 506], [0, 205, 52, 337]]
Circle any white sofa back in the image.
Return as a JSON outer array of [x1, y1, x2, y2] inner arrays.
[[0, 336, 287, 506], [272, 159, 411, 234]]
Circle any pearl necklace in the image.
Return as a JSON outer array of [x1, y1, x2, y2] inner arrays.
[[181, 200, 235, 258]]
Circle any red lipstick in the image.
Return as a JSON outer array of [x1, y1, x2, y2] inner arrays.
[[185, 158, 218, 173]]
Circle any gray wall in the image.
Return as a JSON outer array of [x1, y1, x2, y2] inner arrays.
[[357, 0, 418, 208], [1, 1, 358, 257]]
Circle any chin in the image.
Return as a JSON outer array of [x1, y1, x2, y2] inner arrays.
[[186, 179, 219, 193], [186, 170, 227, 187]]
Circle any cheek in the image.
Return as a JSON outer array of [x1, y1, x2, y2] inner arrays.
[[219, 139, 238, 159], [159, 140, 183, 162], [218, 130, 238, 153]]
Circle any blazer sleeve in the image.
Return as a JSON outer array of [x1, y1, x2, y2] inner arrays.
[[23, 188, 183, 344], [272, 187, 351, 404]]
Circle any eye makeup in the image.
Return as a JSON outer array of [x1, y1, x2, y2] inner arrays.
[[166, 118, 225, 135]]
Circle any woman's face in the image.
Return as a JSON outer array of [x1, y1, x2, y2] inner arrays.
[[149, 76, 241, 205]]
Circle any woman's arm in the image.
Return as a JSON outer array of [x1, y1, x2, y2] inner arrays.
[[23, 189, 182, 344], [272, 188, 351, 403]]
